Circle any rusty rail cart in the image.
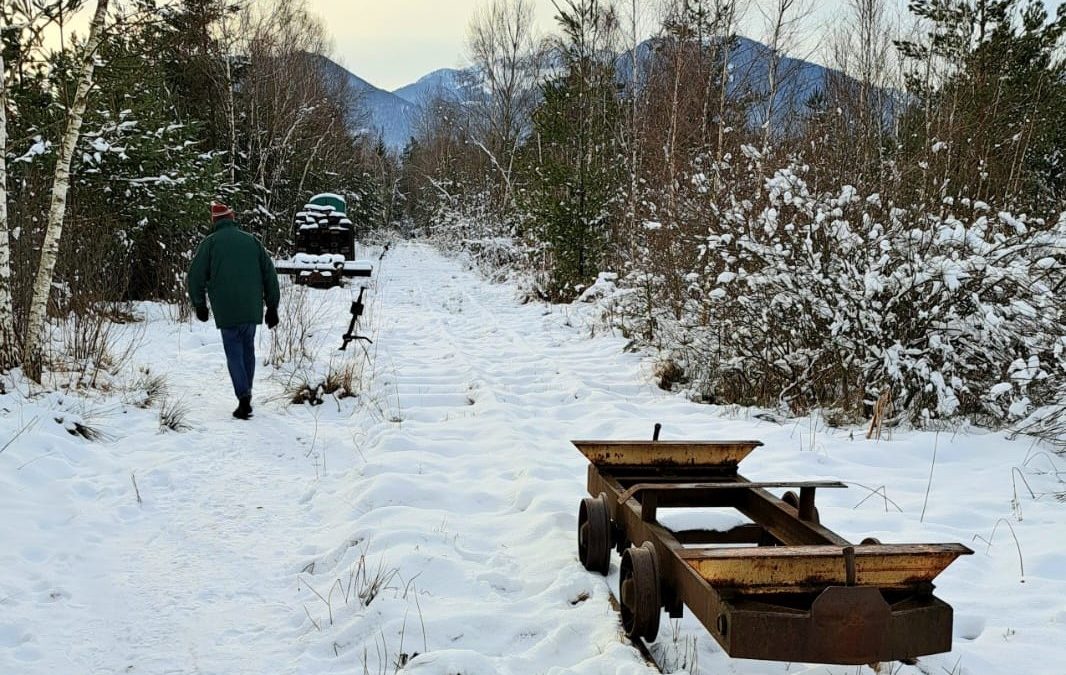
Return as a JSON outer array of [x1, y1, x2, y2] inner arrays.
[[575, 426, 973, 666]]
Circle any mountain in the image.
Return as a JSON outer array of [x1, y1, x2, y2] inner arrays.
[[723, 36, 849, 127], [319, 56, 419, 151], [616, 36, 846, 130], [329, 37, 879, 152], [392, 68, 470, 108]]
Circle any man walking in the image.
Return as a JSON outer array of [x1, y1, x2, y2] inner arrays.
[[188, 203, 281, 420]]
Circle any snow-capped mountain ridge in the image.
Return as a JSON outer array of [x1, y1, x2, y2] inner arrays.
[[392, 68, 469, 108], [335, 36, 876, 151], [318, 55, 419, 150]]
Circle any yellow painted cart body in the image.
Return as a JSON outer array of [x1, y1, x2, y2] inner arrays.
[[574, 436, 972, 666]]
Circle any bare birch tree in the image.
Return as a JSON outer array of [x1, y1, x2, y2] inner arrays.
[[466, 0, 542, 212], [23, 0, 110, 379], [619, 0, 647, 248], [711, 0, 739, 187], [758, 0, 813, 152], [0, 0, 43, 368], [0, 36, 15, 368], [827, 0, 897, 184]]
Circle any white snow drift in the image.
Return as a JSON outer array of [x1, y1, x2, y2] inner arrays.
[[0, 243, 1063, 674]]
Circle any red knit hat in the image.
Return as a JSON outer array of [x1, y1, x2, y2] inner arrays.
[[211, 202, 234, 222]]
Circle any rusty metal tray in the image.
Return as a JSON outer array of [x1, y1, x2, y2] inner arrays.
[[572, 440, 763, 468]]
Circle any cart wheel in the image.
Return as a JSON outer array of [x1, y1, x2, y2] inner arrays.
[[578, 493, 611, 575], [619, 542, 661, 642], [861, 537, 882, 545], [782, 490, 820, 523]]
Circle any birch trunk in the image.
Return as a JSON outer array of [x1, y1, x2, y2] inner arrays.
[[23, 0, 110, 380], [762, 30, 781, 154], [225, 51, 237, 185], [0, 47, 17, 368], [626, 0, 640, 252]]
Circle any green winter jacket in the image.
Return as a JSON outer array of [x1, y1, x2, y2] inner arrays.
[[187, 219, 281, 329]]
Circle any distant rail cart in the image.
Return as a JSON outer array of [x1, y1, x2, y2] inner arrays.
[[274, 193, 373, 287], [575, 428, 972, 666]]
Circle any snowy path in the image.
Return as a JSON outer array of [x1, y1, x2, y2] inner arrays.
[[2, 243, 1065, 675], [0, 307, 344, 673]]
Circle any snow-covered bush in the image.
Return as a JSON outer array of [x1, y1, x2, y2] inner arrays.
[[422, 192, 536, 285], [612, 161, 1065, 426]]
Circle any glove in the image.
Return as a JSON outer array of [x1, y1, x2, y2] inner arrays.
[[195, 305, 209, 323], [265, 306, 279, 330]]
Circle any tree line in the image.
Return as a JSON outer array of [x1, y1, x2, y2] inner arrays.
[[400, 0, 1065, 435], [0, 0, 393, 379], [0, 0, 1061, 437]]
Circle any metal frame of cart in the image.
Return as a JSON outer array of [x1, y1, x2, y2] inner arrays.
[[574, 437, 973, 666]]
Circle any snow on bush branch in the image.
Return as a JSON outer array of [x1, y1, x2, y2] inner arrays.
[[422, 187, 536, 285], [610, 161, 1065, 426]]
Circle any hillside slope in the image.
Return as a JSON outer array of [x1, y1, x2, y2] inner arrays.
[[320, 55, 419, 150], [392, 68, 469, 107], [363, 36, 867, 150]]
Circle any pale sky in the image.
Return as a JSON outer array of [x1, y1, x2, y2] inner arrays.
[[308, 0, 1065, 92], [306, 0, 563, 91], [45, 0, 1066, 94]]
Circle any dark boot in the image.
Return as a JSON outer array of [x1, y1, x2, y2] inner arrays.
[[233, 395, 253, 420]]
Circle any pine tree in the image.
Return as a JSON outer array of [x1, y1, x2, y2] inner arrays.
[[72, 2, 222, 301], [896, 0, 1066, 208], [521, 0, 624, 300]]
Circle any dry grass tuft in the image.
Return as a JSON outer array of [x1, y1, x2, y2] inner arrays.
[[288, 358, 364, 406], [158, 396, 193, 433], [129, 368, 169, 408]]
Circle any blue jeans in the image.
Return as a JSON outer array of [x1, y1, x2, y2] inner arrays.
[[220, 324, 256, 400]]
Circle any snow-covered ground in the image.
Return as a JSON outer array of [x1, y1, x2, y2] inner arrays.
[[1, 243, 1064, 674]]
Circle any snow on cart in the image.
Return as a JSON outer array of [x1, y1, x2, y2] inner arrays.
[[575, 426, 973, 666], [274, 193, 373, 287]]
